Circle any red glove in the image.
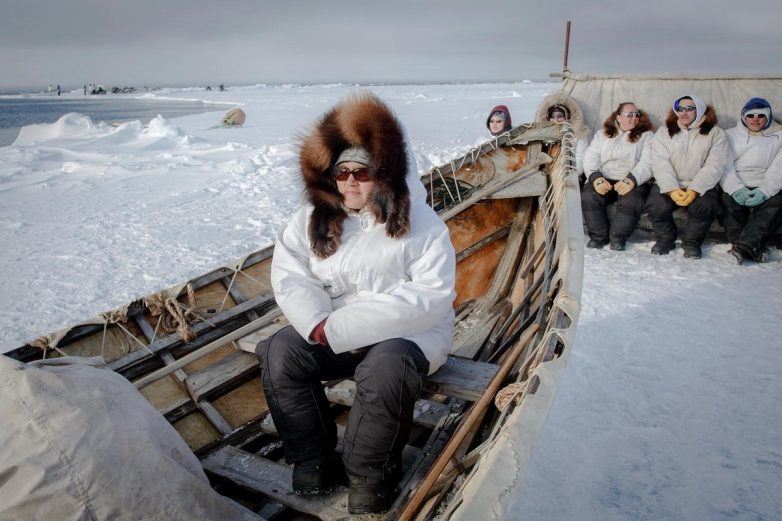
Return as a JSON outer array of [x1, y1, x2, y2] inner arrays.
[[310, 319, 329, 347]]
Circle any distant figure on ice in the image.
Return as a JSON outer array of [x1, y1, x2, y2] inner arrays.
[[721, 97, 782, 264], [57, 85, 61, 96], [83, 85, 87, 95], [581, 101, 655, 251], [218, 84, 225, 92], [535, 93, 590, 181], [257, 93, 455, 515], [647, 95, 729, 258], [486, 105, 512, 136]]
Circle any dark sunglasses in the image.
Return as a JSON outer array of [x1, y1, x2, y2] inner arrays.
[[621, 111, 641, 118], [677, 106, 697, 113], [333, 166, 372, 182], [745, 113, 768, 120]]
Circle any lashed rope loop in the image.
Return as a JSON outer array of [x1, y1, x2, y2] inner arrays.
[[144, 283, 199, 343]]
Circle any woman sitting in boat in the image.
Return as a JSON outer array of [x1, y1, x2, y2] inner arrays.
[[581, 102, 655, 250], [647, 94, 729, 258], [257, 93, 456, 514], [486, 104, 512, 136], [721, 97, 782, 264]]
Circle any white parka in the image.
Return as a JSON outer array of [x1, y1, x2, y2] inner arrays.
[[651, 117, 730, 194], [721, 121, 782, 197], [271, 165, 456, 375], [583, 129, 655, 184]]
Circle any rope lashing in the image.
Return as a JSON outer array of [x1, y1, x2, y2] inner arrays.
[[144, 283, 199, 343], [494, 380, 530, 411]]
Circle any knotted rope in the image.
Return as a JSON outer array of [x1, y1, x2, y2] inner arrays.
[[144, 283, 199, 343]]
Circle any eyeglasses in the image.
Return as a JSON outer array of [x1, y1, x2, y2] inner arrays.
[[677, 106, 697, 113], [745, 113, 768, 120], [621, 112, 641, 118], [333, 166, 372, 182], [489, 118, 505, 125]]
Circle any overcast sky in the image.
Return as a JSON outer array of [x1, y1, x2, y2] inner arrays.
[[2, 0, 781, 89]]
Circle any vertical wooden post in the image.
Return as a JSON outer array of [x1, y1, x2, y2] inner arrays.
[[562, 21, 572, 74]]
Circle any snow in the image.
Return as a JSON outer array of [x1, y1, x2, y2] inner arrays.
[[1, 81, 780, 520]]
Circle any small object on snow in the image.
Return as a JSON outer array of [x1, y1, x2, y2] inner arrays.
[[222, 108, 246, 127]]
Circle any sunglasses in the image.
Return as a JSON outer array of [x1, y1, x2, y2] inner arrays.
[[621, 112, 641, 118], [677, 106, 697, 113], [489, 118, 506, 124], [745, 113, 768, 120], [333, 166, 372, 182]]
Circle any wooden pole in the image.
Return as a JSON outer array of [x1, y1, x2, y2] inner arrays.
[[396, 323, 541, 521], [562, 21, 572, 74]]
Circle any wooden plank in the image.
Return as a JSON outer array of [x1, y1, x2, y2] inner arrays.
[[110, 292, 276, 375], [236, 322, 288, 354], [202, 446, 350, 521], [186, 350, 260, 401], [424, 356, 498, 402]]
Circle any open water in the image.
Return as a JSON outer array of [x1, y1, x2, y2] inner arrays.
[[0, 94, 215, 147]]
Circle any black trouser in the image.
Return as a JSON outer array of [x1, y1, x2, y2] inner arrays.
[[258, 325, 429, 482], [581, 181, 650, 242], [644, 184, 721, 246], [721, 189, 782, 256]]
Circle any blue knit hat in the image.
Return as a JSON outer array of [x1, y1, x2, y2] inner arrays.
[[741, 97, 772, 131]]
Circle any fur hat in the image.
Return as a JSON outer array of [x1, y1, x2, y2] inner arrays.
[[299, 93, 410, 258]]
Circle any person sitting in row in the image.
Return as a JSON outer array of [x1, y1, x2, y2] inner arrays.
[[721, 97, 782, 264], [486, 105, 512, 136], [546, 103, 589, 179], [258, 94, 456, 514], [647, 94, 729, 258], [581, 101, 655, 250]]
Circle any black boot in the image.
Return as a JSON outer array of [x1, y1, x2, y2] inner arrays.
[[348, 474, 394, 514], [682, 241, 702, 259], [609, 239, 626, 251], [587, 238, 608, 249], [651, 242, 675, 255], [727, 246, 745, 265], [292, 453, 347, 495]]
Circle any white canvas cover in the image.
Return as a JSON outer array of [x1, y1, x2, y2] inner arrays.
[[0, 355, 262, 521], [560, 72, 782, 134]]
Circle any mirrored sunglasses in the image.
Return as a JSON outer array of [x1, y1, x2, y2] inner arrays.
[[333, 166, 372, 182], [745, 113, 768, 120], [621, 112, 641, 118], [677, 106, 697, 113]]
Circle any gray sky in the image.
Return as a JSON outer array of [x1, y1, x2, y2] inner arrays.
[[2, 0, 781, 89]]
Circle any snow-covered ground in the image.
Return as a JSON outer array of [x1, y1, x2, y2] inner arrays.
[[1, 82, 780, 520]]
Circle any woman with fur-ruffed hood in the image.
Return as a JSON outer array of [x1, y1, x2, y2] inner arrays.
[[258, 93, 456, 514], [720, 97, 782, 263], [535, 91, 590, 177], [581, 102, 655, 251], [647, 94, 729, 258]]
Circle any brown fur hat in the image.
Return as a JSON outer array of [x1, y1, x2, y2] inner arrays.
[[664, 105, 718, 136], [603, 103, 655, 143], [299, 93, 410, 258]]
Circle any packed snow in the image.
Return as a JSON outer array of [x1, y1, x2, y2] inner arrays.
[[1, 82, 780, 520]]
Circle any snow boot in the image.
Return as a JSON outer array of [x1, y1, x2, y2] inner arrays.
[[651, 242, 675, 255], [292, 453, 347, 495], [609, 239, 626, 251], [727, 246, 745, 265], [347, 474, 394, 514], [682, 241, 702, 259], [587, 238, 608, 249]]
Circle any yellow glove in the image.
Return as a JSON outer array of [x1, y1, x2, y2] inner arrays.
[[680, 189, 698, 206], [669, 189, 688, 206], [593, 177, 611, 195], [614, 177, 635, 196]]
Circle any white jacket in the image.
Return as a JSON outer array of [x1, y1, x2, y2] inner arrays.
[[721, 121, 782, 197], [651, 122, 729, 194], [271, 174, 456, 375], [583, 129, 654, 184]]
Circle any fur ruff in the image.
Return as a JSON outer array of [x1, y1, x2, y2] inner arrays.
[[665, 105, 718, 136], [299, 94, 410, 258]]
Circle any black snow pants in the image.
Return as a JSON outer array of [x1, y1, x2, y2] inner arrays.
[[258, 325, 429, 482], [581, 180, 650, 242], [644, 184, 722, 246], [721, 189, 782, 257]]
